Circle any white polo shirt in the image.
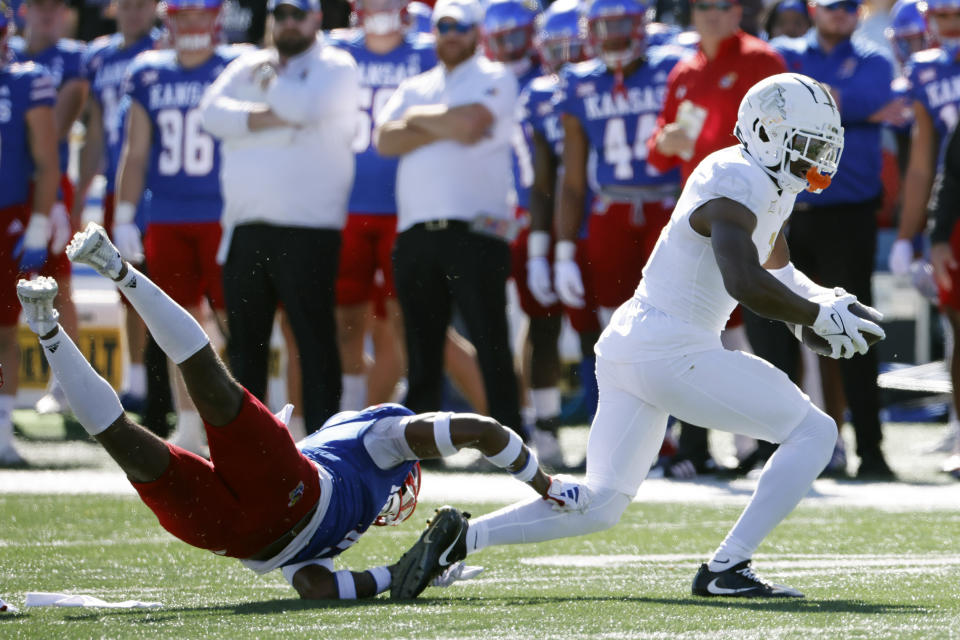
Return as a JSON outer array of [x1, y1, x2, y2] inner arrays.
[[375, 53, 517, 232], [199, 38, 359, 261]]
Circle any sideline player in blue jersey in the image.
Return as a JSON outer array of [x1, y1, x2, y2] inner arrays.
[[552, 0, 688, 326], [510, 0, 599, 469], [0, 3, 59, 466], [16, 222, 589, 600], [327, 0, 437, 411], [116, 0, 240, 453], [75, 0, 160, 413], [115, 0, 243, 456], [9, 0, 88, 415]]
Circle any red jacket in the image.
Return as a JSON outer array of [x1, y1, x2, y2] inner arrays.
[[646, 30, 787, 184]]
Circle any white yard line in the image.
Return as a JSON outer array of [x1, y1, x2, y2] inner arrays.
[[0, 469, 957, 510]]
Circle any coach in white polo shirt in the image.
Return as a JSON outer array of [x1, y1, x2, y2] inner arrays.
[[374, 0, 522, 435], [199, 0, 359, 431]]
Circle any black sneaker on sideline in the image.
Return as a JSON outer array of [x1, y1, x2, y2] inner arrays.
[[855, 450, 895, 480], [390, 506, 470, 599], [692, 560, 803, 598]]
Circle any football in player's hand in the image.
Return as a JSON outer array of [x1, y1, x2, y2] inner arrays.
[[791, 301, 885, 357]]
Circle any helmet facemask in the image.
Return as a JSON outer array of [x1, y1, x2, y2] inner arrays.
[[373, 462, 421, 526], [166, 6, 222, 52], [588, 13, 645, 68], [356, 0, 408, 35]]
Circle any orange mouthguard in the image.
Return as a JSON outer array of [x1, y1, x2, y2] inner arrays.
[[805, 167, 832, 192]]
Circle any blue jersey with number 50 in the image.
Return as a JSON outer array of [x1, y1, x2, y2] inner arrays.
[[328, 29, 436, 215], [906, 47, 960, 167], [124, 47, 243, 225], [0, 62, 57, 209], [553, 47, 686, 189]]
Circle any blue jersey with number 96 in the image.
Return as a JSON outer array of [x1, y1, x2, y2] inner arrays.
[[123, 47, 244, 225]]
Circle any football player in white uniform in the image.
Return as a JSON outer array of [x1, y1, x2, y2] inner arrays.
[[393, 73, 886, 599]]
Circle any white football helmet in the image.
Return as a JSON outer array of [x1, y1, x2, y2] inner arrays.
[[734, 73, 844, 194]]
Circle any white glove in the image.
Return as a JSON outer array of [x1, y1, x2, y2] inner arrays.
[[812, 293, 885, 359], [49, 202, 72, 254], [16, 213, 50, 272], [527, 256, 558, 306], [888, 238, 913, 276], [543, 475, 591, 513], [553, 240, 585, 308], [430, 561, 484, 587], [112, 201, 143, 262]]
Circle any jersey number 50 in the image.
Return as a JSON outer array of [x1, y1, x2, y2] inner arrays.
[[157, 108, 215, 177]]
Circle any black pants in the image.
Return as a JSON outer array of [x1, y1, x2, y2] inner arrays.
[[393, 224, 522, 433], [223, 224, 342, 430], [788, 199, 883, 457]]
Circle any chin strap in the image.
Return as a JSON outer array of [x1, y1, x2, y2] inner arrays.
[[612, 61, 627, 99]]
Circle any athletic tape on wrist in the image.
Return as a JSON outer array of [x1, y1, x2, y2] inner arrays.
[[115, 201, 137, 225], [368, 566, 391, 595], [433, 412, 458, 457], [555, 240, 576, 262], [510, 448, 539, 483], [528, 231, 551, 258], [484, 429, 524, 467], [335, 570, 357, 600]]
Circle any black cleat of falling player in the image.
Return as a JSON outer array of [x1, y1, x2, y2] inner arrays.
[[692, 560, 804, 598]]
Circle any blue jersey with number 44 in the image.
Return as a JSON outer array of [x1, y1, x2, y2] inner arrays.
[[553, 47, 687, 189], [0, 62, 56, 209], [328, 29, 436, 215], [124, 47, 243, 225]]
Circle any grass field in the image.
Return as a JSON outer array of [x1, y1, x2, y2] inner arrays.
[[2, 417, 959, 638], [2, 494, 960, 639]]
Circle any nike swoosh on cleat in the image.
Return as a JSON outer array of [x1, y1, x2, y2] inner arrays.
[[437, 523, 465, 567], [706, 578, 756, 595], [712, 558, 730, 565]]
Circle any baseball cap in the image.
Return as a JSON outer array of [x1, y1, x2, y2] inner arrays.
[[267, 0, 320, 12], [776, 0, 808, 13], [432, 0, 483, 25], [812, 0, 860, 6]]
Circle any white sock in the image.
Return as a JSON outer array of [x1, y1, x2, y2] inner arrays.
[[466, 487, 630, 555], [708, 405, 835, 571], [340, 374, 367, 411], [173, 410, 205, 447], [37, 327, 124, 435], [115, 266, 209, 365], [531, 387, 561, 421], [125, 363, 146, 397], [0, 395, 14, 449]]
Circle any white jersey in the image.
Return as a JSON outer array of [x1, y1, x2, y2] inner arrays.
[[596, 145, 797, 362]]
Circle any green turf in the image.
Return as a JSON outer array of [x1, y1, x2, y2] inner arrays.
[[1, 496, 958, 639]]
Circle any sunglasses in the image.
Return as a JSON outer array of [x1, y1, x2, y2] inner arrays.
[[273, 6, 307, 22], [820, 0, 858, 12], [435, 20, 474, 35], [692, 0, 736, 10]]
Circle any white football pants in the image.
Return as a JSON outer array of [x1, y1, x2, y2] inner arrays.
[[469, 347, 836, 558]]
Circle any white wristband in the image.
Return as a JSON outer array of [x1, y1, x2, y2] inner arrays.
[[555, 240, 576, 262], [368, 566, 391, 595], [510, 449, 539, 483], [483, 429, 524, 467], [432, 412, 458, 457], [528, 231, 551, 258], [335, 570, 357, 600], [115, 201, 137, 225]]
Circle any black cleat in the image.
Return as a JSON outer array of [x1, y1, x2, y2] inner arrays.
[[692, 560, 804, 598], [390, 506, 470, 599]]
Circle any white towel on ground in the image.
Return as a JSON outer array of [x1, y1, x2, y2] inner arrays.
[[24, 592, 162, 608]]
